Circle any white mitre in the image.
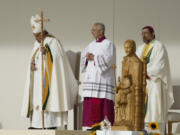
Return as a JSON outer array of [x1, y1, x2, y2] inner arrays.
[[31, 14, 45, 33]]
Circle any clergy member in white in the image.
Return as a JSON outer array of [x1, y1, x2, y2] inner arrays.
[[81, 23, 116, 128], [21, 14, 78, 129], [136, 26, 174, 134]]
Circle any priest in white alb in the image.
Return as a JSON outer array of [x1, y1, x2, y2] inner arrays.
[[21, 14, 78, 129], [136, 26, 174, 134], [81, 23, 116, 129]]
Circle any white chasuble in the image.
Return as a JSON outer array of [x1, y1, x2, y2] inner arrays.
[[21, 36, 78, 128], [136, 39, 174, 123]]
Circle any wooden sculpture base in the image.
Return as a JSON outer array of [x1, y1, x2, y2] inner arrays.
[[112, 126, 133, 130], [0, 130, 90, 135], [112, 120, 133, 130]]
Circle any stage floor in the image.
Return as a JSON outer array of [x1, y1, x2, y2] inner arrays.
[[0, 130, 90, 135]]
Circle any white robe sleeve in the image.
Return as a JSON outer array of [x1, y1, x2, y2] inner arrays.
[[148, 43, 174, 109], [94, 42, 116, 74], [21, 43, 39, 117], [147, 44, 167, 82], [81, 46, 89, 73]]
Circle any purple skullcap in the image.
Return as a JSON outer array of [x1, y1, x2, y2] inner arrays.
[[142, 25, 154, 33]]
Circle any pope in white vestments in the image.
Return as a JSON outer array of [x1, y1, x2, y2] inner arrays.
[[21, 14, 78, 129], [136, 26, 174, 134]]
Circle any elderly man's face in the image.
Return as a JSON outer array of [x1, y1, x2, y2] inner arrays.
[[33, 32, 42, 43], [142, 28, 154, 44], [33, 31, 47, 43], [124, 43, 135, 56], [91, 24, 103, 39]]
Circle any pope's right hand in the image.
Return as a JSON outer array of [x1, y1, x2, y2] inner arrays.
[[31, 63, 37, 71]]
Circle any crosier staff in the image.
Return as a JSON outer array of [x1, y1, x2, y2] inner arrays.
[[34, 11, 50, 129]]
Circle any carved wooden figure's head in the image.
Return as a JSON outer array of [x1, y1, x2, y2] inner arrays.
[[124, 40, 136, 56]]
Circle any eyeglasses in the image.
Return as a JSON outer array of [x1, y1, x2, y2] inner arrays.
[[91, 29, 101, 32]]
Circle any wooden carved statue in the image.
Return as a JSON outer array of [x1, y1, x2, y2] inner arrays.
[[112, 40, 147, 131]]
